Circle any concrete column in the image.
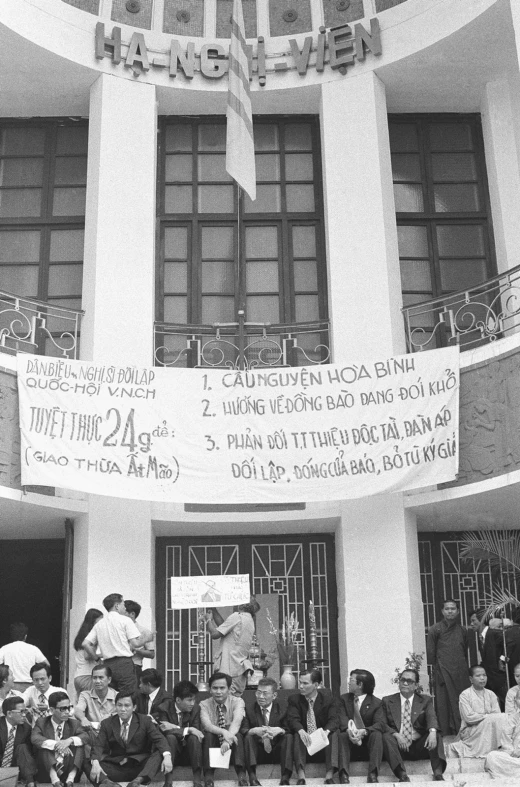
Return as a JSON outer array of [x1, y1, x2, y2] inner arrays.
[[481, 78, 520, 274], [82, 74, 157, 366], [320, 71, 404, 364], [335, 496, 424, 696]]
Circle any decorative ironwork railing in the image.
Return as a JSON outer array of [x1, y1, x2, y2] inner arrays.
[[403, 264, 520, 352], [0, 290, 82, 359], [154, 313, 331, 369]]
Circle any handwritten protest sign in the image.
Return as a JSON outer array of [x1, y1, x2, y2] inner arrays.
[[17, 347, 459, 503], [170, 574, 250, 609]]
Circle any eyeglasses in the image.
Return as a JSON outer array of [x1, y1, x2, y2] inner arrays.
[[255, 691, 272, 697], [399, 678, 416, 685], [56, 705, 73, 711]]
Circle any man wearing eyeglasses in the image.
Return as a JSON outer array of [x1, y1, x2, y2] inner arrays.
[[0, 696, 37, 787], [243, 677, 293, 787], [31, 691, 88, 787], [381, 670, 446, 782]]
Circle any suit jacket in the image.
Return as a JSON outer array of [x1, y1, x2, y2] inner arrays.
[[243, 701, 289, 739], [381, 692, 439, 736], [480, 628, 504, 680], [0, 717, 33, 758], [160, 702, 202, 740], [136, 688, 174, 723], [338, 693, 385, 734], [31, 716, 89, 750], [286, 691, 338, 734], [93, 712, 169, 764]]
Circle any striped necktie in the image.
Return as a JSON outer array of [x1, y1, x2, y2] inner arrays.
[[307, 698, 317, 734], [353, 697, 365, 730], [1, 727, 15, 767]]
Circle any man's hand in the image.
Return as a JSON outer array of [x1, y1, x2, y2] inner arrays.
[[204, 612, 213, 622], [220, 741, 231, 754], [393, 733, 410, 752], [161, 754, 173, 774], [247, 726, 265, 737], [425, 731, 437, 751], [187, 727, 204, 741], [323, 729, 330, 738], [90, 761, 106, 782], [268, 726, 284, 737], [56, 738, 74, 755], [221, 730, 237, 746], [159, 722, 180, 732], [298, 730, 312, 748], [80, 719, 92, 729]]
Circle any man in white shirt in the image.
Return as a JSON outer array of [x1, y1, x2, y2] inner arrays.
[[75, 664, 118, 748], [31, 691, 88, 787], [22, 663, 66, 727], [83, 593, 144, 694], [0, 623, 49, 692], [124, 600, 155, 681]]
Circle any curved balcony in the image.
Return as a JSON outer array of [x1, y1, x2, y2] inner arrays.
[[154, 314, 330, 369], [402, 264, 520, 353], [0, 290, 83, 360]]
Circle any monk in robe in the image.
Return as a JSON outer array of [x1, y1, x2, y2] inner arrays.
[[485, 708, 520, 777], [448, 665, 506, 758], [427, 600, 470, 735]]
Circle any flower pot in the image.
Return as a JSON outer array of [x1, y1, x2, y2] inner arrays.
[[280, 664, 297, 690]]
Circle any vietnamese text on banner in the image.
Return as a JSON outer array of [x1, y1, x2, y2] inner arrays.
[[17, 347, 460, 503], [170, 574, 250, 609]]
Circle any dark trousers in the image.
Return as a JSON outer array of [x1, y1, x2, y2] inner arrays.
[[86, 751, 162, 785], [337, 730, 383, 775], [164, 732, 203, 782], [382, 732, 446, 776], [244, 732, 293, 777], [37, 745, 84, 783], [103, 656, 137, 694], [7, 742, 37, 782], [293, 731, 338, 773], [202, 731, 245, 776]]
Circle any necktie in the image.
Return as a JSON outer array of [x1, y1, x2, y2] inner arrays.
[[55, 725, 65, 778], [353, 697, 365, 730], [178, 711, 183, 728], [121, 721, 129, 744], [401, 699, 413, 745], [56, 724, 63, 739], [262, 708, 272, 753], [217, 703, 227, 743], [1, 727, 15, 767], [34, 693, 47, 720], [307, 698, 317, 734]]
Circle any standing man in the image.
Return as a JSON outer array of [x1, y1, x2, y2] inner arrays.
[[286, 669, 339, 785], [505, 612, 520, 688], [243, 676, 293, 786], [31, 691, 88, 787], [0, 624, 49, 692], [83, 593, 144, 694], [204, 598, 260, 696], [0, 696, 37, 787], [426, 600, 470, 735], [199, 672, 248, 787], [157, 679, 204, 787], [124, 601, 155, 682], [75, 664, 118, 747], [474, 618, 505, 706], [23, 663, 66, 727], [337, 669, 385, 784], [381, 669, 446, 782]]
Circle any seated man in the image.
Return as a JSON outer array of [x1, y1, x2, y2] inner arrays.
[[286, 669, 339, 785], [155, 679, 204, 787], [23, 663, 66, 727], [337, 669, 385, 784], [447, 665, 507, 758], [88, 691, 172, 787], [381, 669, 446, 782], [243, 676, 293, 787], [31, 691, 88, 787], [0, 696, 37, 787], [200, 672, 247, 787], [75, 664, 118, 748], [136, 668, 173, 720], [486, 710, 520, 777]]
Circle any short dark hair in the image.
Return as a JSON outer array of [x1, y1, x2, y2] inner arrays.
[[125, 600, 141, 618], [238, 600, 261, 615], [174, 680, 199, 700], [115, 691, 138, 705], [209, 672, 232, 688], [2, 696, 25, 715], [30, 662, 50, 678], [301, 669, 322, 684], [140, 668, 162, 688], [442, 599, 458, 608], [10, 623, 28, 641], [469, 664, 486, 677], [0, 665, 10, 688], [103, 593, 123, 612], [257, 677, 277, 691], [468, 609, 480, 619], [350, 669, 375, 695], [49, 691, 70, 709], [399, 668, 420, 684], [92, 663, 112, 678]]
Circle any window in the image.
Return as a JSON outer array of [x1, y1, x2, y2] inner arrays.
[[390, 115, 496, 348], [0, 120, 87, 355]]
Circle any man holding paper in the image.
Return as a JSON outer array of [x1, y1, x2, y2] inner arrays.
[[337, 669, 385, 784], [286, 669, 339, 785], [200, 672, 248, 787]]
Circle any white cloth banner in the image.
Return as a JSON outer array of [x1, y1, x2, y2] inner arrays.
[[170, 574, 250, 609], [17, 347, 460, 503]]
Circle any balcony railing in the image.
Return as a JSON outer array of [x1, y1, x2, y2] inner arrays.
[[403, 264, 520, 352], [154, 313, 331, 369], [0, 290, 82, 359]]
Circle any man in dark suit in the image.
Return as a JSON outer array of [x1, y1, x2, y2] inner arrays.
[[154, 679, 204, 787], [243, 677, 293, 786], [136, 669, 173, 720], [505, 614, 520, 688], [337, 669, 385, 784], [31, 691, 89, 787], [286, 669, 339, 785], [1, 696, 37, 787], [89, 691, 172, 787], [381, 669, 446, 782]]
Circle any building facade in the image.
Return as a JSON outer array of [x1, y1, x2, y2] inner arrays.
[[1, 0, 520, 696]]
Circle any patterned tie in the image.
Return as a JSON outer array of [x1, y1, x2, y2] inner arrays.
[[353, 698, 365, 730], [121, 721, 129, 744], [262, 708, 272, 753], [55, 725, 64, 779], [307, 698, 317, 734], [33, 692, 48, 720], [217, 703, 227, 744], [1, 727, 15, 767], [401, 699, 413, 745]]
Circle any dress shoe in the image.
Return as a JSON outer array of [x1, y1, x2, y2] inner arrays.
[[398, 777, 411, 783], [297, 779, 306, 785], [205, 780, 214, 787], [367, 775, 378, 783], [250, 779, 261, 786], [280, 779, 290, 785], [324, 779, 335, 784], [433, 776, 444, 782], [339, 773, 350, 785], [238, 779, 249, 787], [193, 782, 204, 787]]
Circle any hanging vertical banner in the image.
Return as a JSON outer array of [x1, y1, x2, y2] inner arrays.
[[17, 347, 459, 503]]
